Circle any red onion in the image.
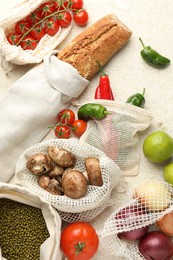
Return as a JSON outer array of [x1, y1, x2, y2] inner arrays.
[[115, 205, 149, 241], [118, 226, 148, 241], [138, 231, 173, 260]]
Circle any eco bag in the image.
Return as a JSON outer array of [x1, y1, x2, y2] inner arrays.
[[92, 179, 173, 260], [0, 0, 72, 64], [15, 138, 122, 223], [0, 182, 62, 260], [0, 51, 89, 183], [79, 99, 153, 176]]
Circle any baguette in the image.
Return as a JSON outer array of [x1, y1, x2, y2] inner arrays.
[[58, 14, 132, 79]]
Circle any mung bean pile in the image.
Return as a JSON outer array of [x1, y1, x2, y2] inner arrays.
[[0, 198, 50, 260]]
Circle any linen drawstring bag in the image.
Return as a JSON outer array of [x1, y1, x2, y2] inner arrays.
[[0, 182, 62, 260], [0, 50, 89, 183], [79, 99, 153, 176], [92, 178, 173, 260], [15, 138, 122, 222], [0, 0, 72, 64]]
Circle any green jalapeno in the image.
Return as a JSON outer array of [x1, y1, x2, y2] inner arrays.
[[78, 103, 109, 121], [126, 88, 145, 108], [139, 38, 170, 68]]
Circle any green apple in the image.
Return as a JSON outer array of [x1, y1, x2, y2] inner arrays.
[[143, 131, 173, 163], [164, 163, 173, 185]]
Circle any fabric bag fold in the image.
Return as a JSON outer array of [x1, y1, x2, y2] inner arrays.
[[0, 51, 89, 182]]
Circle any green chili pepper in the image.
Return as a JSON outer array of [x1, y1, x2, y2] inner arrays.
[[139, 38, 170, 68], [78, 103, 109, 121], [126, 88, 145, 108]]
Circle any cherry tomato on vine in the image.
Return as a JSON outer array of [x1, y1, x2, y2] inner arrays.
[[57, 109, 75, 124], [58, 11, 72, 27], [44, 18, 60, 36], [15, 19, 30, 35], [30, 25, 45, 40], [72, 119, 87, 137], [6, 33, 21, 45], [60, 222, 99, 260], [19, 36, 38, 50], [26, 11, 42, 25], [53, 0, 69, 11], [71, 0, 83, 10], [54, 125, 71, 139], [73, 10, 89, 26], [39, 2, 55, 19]]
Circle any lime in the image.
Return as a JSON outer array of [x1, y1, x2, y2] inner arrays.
[[164, 163, 173, 185], [143, 131, 173, 163]]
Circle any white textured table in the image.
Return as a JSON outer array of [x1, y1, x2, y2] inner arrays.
[[0, 0, 173, 259]]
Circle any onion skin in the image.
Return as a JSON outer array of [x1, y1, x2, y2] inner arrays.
[[116, 205, 149, 241], [157, 211, 173, 236], [138, 231, 173, 260], [133, 181, 171, 212], [118, 226, 149, 241]]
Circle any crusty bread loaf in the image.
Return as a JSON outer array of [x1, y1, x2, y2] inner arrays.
[[58, 14, 132, 79]]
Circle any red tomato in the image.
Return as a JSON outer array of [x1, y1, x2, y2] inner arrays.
[[73, 10, 89, 26], [57, 109, 75, 124], [26, 10, 42, 25], [6, 33, 21, 45], [15, 19, 30, 35], [71, 0, 83, 10], [58, 11, 72, 27], [20, 36, 38, 50], [54, 125, 71, 139], [53, 0, 69, 11], [30, 25, 45, 40], [72, 120, 87, 137], [60, 222, 99, 260], [38, 2, 55, 19], [44, 18, 60, 36]]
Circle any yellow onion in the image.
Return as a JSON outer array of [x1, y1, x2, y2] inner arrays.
[[157, 211, 173, 236], [133, 181, 171, 211]]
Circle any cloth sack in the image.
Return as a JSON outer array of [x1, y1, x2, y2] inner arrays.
[[0, 182, 62, 260], [15, 138, 122, 222], [0, 50, 89, 183], [79, 99, 153, 176], [0, 0, 72, 64]]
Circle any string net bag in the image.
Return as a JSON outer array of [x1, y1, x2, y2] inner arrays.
[[0, 182, 62, 260], [15, 138, 122, 222], [91, 179, 173, 260], [0, 0, 72, 65], [80, 100, 153, 176]]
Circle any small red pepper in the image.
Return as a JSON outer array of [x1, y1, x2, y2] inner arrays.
[[94, 60, 114, 100]]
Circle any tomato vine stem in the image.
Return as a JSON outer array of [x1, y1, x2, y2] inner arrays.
[[16, 1, 72, 46]]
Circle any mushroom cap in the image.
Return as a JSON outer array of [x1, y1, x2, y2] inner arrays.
[[26, 153, 54, 175]]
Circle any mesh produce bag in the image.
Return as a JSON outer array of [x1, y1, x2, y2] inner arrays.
[[15, 138, 122, 222], [92, 179, 173, 260], [0, 182, 62, 260], [80, 100, 153, 176], [0, 0, 72, 64]]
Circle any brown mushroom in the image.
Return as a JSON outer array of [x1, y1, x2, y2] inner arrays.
[[62, 169, 88, 199], [38, 174, 63, 195], [38, 174, 50, 188], [48, 164, 64, 179], [48, 146, 76, 168], [85, 157, 103, 186], [26, 153, 54, 175]]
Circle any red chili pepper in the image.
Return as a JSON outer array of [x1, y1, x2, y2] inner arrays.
[[94, 60, 114, 100]]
